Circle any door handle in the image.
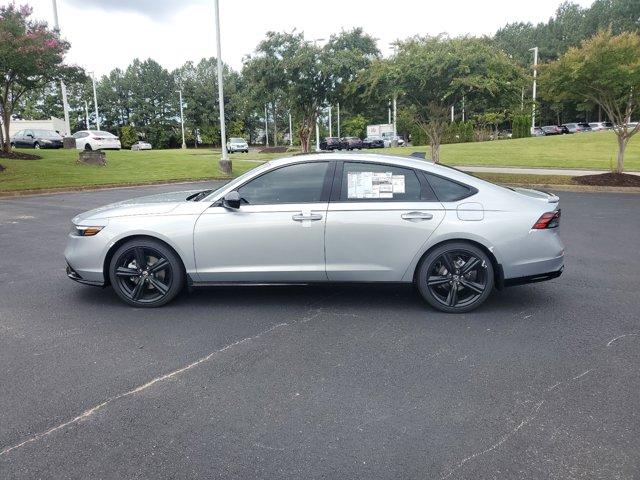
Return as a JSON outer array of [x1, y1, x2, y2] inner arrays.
[[401, 211, 433, 221], [292, 213, 323, 222]]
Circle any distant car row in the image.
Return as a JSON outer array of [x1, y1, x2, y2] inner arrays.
[[532, 121, 615, 136], [320, 135, 404, 151], [9, 129, 154, 151]]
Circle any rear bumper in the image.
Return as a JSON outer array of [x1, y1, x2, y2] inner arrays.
[[66, 264, 104, 287], [503, 266, 563, 287]]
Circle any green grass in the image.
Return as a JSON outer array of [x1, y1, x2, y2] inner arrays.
[[0, 131, 636, 192], [386, 130, 639, 170]]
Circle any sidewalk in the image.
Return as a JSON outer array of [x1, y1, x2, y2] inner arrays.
[[457, 165, 640, 177]]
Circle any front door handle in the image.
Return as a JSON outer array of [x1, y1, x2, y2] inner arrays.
[[292, 213, 323, 222], [401, 211, 433, 222]]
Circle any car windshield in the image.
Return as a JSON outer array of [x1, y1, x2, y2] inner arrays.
[[33, 130, 62, 139], [229, 138, 245, 142]]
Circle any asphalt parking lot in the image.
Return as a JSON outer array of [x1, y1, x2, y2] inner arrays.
[[1, 183, 638, 479]]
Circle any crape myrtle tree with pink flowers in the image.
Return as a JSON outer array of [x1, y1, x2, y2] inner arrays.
[[0, 3, 83, 153]]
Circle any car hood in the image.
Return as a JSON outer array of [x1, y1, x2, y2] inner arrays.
[[72, 190, 202, 223]]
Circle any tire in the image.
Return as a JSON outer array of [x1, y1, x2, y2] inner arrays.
[[84, 143, 92, 151], [108, 238, 185, 307], [10, 142, 15, 148], [34, 142, 40, 149], [416, 242, 494, 313]]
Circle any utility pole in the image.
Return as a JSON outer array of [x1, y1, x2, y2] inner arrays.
[[462, 95, 466, 122], [177, 90, 186, 149], [388, 99, 391, 125], [52, 0, 71, 137], [328, 106, 332, 137], [393, 95, 397, 136], [337, 102, 340, 138], [90, 72, 100, 130], [213, 0, 230, 173], [264, 105, 268, 146], [451, 105, 454, 123], [315, 120, 320, 152], [84, 100, 89, 129], [529, 46, 539, 133]]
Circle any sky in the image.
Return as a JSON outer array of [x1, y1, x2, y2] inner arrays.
[[22, 0, 595, 76]]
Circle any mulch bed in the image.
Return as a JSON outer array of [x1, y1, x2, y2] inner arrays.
[[0, 151, 42, 160], [258, 146, 290, 154], [573, 172, 640, 187]]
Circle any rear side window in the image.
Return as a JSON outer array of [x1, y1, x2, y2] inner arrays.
[[340, 162, 422, 201], [426, 174, 475, 202]]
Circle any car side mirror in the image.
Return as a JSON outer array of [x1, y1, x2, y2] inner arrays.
[[223, 191, 241, 209]]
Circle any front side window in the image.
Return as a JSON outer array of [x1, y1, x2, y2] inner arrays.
[[340, 162, 422, 201], [237, 162, 329, 205]]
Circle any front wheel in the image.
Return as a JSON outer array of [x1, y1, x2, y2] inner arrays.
[[108, 239, 185, 307], [416, 242, 494, 313], [34, 142, 40, 149]]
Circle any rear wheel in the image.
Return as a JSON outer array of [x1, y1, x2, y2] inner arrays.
[[84, 143, 92, 151], [108, 239, 185, 307], [34, 142, 40, 149], [416, 242, 493, 313]]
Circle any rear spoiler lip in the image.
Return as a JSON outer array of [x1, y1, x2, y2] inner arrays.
[[511, 186, 559, 204]]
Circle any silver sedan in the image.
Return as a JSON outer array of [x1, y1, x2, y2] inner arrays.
[[65, 154, 564, 313]]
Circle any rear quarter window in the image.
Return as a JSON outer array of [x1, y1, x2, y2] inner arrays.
[[425, 173, 476, 202]]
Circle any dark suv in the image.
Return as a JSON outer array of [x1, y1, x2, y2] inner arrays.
[[340, 137, 363, 150], [320, 137, 341, 151], [10, 129, 63, 149]]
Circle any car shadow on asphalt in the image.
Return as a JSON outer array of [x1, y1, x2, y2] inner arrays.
[[69, 281, 558, 318]]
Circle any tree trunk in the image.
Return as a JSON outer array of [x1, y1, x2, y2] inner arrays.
[[272, 103, 278, 147], [2, 110, 11, 153], [298, 122, 311, 153], [430, 142, 440, 163], [616, 135, 626, 174]]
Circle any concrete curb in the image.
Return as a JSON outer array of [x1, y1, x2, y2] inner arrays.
[[0, 178, 230, 199]]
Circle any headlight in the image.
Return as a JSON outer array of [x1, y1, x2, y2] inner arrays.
[[71, 225, 104, 236]]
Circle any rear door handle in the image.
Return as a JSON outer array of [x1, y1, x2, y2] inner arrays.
[[401, 211, 433, 221], [292, 213, 323, 222]]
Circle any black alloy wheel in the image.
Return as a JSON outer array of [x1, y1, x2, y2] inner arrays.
[[109, 239, 184, 307], [417, 242, 494, 313]]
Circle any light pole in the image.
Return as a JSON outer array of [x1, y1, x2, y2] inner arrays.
[[337, 102, 340, 138], [264, 105, 269, 146], [52, 0, 71, 137], [84, 100, 89, 129], [213, 0, 230, 173], [315, 120, 320, 152], [177, 90, 186, 149], [388, 99, 391, 125], [328, 106, 332, 137], [90, 72, 100, 130], [288, 111, 293, 146], [529, 46, 539, 132]]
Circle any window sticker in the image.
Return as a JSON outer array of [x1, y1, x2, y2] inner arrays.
[[347, 171, 404, 199]]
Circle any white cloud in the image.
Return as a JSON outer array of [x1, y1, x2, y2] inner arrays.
[[26, 0, 595, 76]]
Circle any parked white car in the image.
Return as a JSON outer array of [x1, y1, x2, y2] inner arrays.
[[72, 130, 121, 151], [382, 133, 405, 147], [226, 137, 249, 153], [588, 122, 613, 131], [131, 141, 152, 151]]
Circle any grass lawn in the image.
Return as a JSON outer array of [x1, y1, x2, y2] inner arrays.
[[386, 130, 639, 171], [0, 131, 637, 192]]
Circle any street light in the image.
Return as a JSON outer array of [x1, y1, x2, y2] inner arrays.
[[176, 90, 186, 149], [89, 71, 100, 130], [529, 46, 539, 132], [52, 0, 71, 137], [213, 0, 230, 174], [84, 100, 89, 130]]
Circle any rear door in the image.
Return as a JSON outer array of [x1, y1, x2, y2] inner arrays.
[[325, 161, 445, 282]]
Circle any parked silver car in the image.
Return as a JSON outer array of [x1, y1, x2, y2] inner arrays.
[[65, 154, 564, 312]]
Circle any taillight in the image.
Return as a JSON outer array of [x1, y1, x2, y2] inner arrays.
[[532, 210, 561, 229]]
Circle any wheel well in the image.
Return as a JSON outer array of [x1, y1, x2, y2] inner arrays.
[[413, 238, 503, 288], [103, 235, 186, 286]]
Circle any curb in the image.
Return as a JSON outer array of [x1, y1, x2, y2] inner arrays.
[[0, 177, 232, 199]]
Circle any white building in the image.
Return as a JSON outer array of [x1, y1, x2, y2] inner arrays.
[[8, 116, 68, 137]]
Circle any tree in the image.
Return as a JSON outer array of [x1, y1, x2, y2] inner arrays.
[[542, 30, 640, 173], [0, 4, 81, 152]]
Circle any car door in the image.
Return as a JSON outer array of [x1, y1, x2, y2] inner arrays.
[[193, 161, 334, 283], [325, 161, 445, 282]]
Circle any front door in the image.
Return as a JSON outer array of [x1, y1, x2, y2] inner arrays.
[[193, 161, 333, 283], [325, 161, 445, 282]]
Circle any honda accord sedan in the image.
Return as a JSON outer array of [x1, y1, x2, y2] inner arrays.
[[65, 154, 564, 313]]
